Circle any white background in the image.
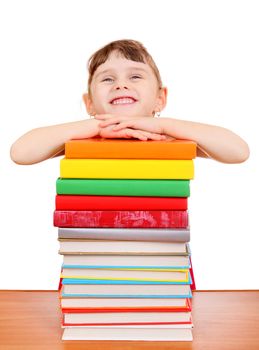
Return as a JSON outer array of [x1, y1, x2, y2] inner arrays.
[[0, 0, 258, 290]]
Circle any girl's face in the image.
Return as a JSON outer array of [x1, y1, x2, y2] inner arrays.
[[86, 51, 167, 118]]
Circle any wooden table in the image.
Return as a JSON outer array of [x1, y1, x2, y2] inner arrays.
[[0, 290, 259, 349]]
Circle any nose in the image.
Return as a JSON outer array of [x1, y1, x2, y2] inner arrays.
[[114, 79, 129, 90], [116, 85, 128, 90]]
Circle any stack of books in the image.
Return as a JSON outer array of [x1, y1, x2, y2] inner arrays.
[[54, 138, 196, 341]]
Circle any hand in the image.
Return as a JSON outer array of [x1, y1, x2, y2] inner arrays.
[[98, 124, 166, 141], [94, 114, 165, 135]]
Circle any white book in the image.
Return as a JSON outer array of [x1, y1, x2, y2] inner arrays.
[[62, 254, 190, 267], [61, 297, 189, 308], [61, 268, 189, 282], [62, 324, 193, 341], [59, 240, 187, 255], [61, 283, 191, 297], [58, 227, 190, 242], [63, 311, 191, 324]]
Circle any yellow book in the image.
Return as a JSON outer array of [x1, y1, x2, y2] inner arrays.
[[60, 159, 194, 179]]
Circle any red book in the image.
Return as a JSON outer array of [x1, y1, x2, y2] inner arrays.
[[61, 301, 192, 326], [62, 321, 193, 327], [55, 195, 188, 211], [54, 210, 188, 228], [189, 256, 196, 291]]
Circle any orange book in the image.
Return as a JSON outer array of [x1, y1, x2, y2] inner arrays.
[[65, 138, 197, 159]]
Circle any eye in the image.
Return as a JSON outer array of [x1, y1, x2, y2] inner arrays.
[[131, 75, 142, 80], [102, 77, 114, 82]]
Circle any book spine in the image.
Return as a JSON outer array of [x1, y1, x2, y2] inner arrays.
[[61, 306, 191, 313], [54, 210, 188, 228], [65, 140, 197, 159], [56, 178, 190, 197], [60, 159, 194, 179], [62, 277, 192, 285], [61, 293, 192, 299], [58, 228, 190, 242], [55, 195, 188, 211]]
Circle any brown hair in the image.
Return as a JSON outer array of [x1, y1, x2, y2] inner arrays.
[[87, 39, 163, 96]]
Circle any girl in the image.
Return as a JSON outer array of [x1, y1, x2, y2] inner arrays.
[[10, 39, 249, 165]]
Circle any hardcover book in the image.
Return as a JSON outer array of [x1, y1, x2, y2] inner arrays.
[[65, 138, 197, 160], [55, 195, 188, 211], [58, 240, 188, 255], [62, 310, 192, 325], [60, 297, 191, 309], [54, 210, 188, 228], [62, 324, 193, 341], [60, 267, 190, 282], [61, 278, 193, 298], [58, 227, 190, 243], [56, 178, 190, 197], [60, 159, 194, 179], [62, 253, 190, 268]]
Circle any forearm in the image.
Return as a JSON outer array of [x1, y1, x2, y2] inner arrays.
[[161, 118, 250, 163], [10, 118, 100, 165]]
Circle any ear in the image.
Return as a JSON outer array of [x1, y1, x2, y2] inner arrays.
[[155, 87, 168, 113], [82, 93, 96, 116]]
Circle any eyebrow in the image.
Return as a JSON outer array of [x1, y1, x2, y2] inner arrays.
[[95, 67, 148, 79]]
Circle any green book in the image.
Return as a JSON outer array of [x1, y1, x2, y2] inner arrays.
[[56, 178, 190, 197]]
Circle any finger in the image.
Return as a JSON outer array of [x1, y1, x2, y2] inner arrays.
[[120, 128, 165, 141], [99, 123, 118, 130], [99, 120, 117, 127], [99, 116, 132, 127], [131, 130, 148, 141], [123, 129, 148, 141], [94, 114, 114, 120], [149, 133, 167, 140], [112, 122, 132, 130], [140, 131, 166, 140], [151, 134, 166, 140]]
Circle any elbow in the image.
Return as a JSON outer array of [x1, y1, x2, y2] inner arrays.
[[227, 142, 250, 164], [10, 143, 33, 165], [10, 143, 20, 164], [235, 142, 250, 164]]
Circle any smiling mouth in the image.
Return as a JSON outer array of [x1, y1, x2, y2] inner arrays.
[[110, 97, 137, 105]]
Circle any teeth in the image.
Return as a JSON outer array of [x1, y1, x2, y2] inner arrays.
[[112, 98, 135, 105]]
